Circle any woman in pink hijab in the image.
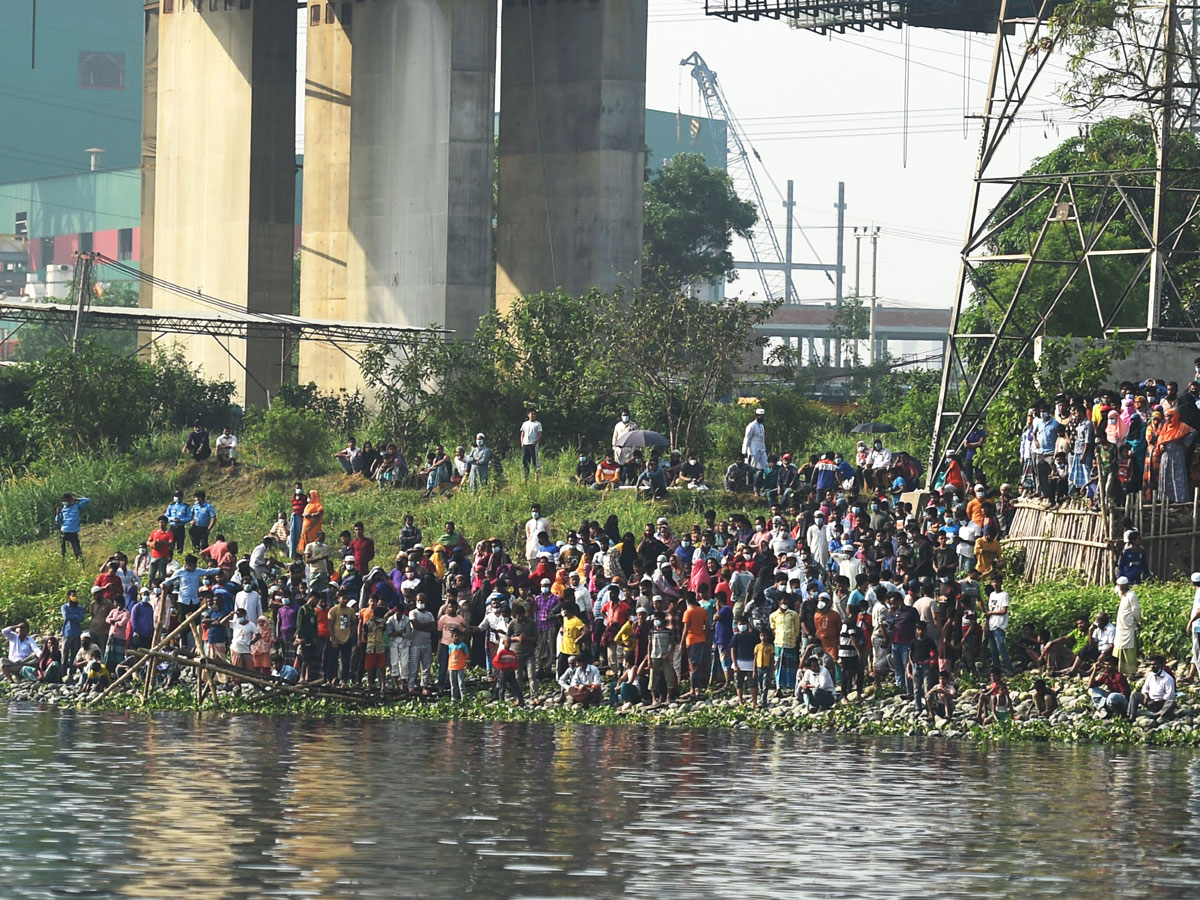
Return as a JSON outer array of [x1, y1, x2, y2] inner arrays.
[[1105, 408, 1129, 445]]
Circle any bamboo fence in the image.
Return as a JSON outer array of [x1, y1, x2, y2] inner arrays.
[[1004, 488, 1200, 584]]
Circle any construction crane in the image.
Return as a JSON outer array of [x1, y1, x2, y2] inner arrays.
[[680, 51, 789, 303]]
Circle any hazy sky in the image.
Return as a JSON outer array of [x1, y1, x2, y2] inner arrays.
[[295, 3, 1093, 312]]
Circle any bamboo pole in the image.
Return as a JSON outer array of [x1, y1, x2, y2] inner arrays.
[[91, 606, 207, 703], [130, 648, 375, 705]]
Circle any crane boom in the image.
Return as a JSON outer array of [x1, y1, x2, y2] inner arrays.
[[680, 51, 789, 303]]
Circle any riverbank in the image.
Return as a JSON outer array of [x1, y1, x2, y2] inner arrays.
[[6, 672, 1200, 747]]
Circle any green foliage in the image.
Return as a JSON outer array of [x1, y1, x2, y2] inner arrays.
[[643, 152, 758, 286], [361, 287, 776, 458], [243, 404, 334, 476], [273, 381, 366, 437], [1008, 577, 1190, 660], [24, 341, 235, 454]]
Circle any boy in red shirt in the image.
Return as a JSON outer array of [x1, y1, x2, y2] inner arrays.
[[491, 636, 523, 705], [147, 516, 175, 583]]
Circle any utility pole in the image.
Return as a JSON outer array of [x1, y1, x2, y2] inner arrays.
[[783, 179, 795, 305], [868, 227, 879, 364], [834, 181, 845, 365], [852, 227, 863, 366], [71, 252, 93, 351]]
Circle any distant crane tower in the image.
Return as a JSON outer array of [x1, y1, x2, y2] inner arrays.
[[680, 51, 791, 303]]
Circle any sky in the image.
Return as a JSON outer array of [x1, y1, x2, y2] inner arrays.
[[294, 2, 1098, 314]]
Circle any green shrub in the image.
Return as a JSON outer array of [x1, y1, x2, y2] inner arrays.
[[1008, 578, 1192, 661], [244, 404, 334, 476]]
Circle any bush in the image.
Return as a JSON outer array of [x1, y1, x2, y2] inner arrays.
[[244, 404, 334, 475], [1008, 578, 1191, 661]]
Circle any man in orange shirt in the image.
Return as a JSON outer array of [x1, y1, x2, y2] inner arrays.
[[966, 484, 989, 527], [147, 515, 175, 583], [681, 594, 711, 698]]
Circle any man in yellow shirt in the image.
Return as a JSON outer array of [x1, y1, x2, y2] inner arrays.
[[558, 603, 588, 679], [769, 595, 801, 694]]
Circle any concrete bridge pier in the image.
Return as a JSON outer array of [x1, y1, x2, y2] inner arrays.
[[299, 0, 497, 393], [147, 0, 296, 406], [496, 0, 648, 309]]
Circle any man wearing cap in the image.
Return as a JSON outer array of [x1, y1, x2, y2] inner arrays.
[[742, 408, 768, 472], [466, 433, 494, 490], [1114, 576, 1141, 679]]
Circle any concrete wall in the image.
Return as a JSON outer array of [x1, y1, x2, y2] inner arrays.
[[1033, 336, 1200, 390], [299, 0, 496, 395], [150, 0, 296, 406], [496, 0, 648, 310]]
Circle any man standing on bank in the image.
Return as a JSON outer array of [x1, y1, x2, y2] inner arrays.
[[742, 407, 768, 473], [519, 409, 543, 479]]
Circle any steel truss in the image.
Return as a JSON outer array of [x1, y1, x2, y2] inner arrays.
[[928, 0, 1200, 485]]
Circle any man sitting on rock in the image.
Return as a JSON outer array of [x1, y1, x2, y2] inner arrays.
[[1128, 655, 1176, 723]]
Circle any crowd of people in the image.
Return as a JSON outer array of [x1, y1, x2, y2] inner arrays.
[[1007, 363, 1200, 505], [5, 400, 1192, 728]]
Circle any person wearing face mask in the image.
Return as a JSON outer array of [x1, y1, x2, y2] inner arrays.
[[678, 452, 705, 488], [466, 433, 494, 490], [165, 491, 193, 555], [407, 593, 436, 690], [612, 410, 639, 482], [867, 440, 893, 491], [574, 451, 597, 487], [1031, 402, 1059, 498], [525, 504, 550, 568]]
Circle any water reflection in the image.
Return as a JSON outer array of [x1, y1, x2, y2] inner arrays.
[[0, 705, 1198, 898]]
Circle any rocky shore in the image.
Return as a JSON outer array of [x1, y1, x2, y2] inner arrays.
[[5, 672, 1200, 747]]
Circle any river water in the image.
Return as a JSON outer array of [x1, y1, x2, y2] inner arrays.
[[2, 704, 1198, 899]]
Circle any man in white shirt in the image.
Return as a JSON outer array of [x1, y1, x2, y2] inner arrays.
[[249, 536, 278, 583], [558, 655, 602, 706], [1091, 611, 1116, 658], [797, 657, 836, 711], [1113, 576, 1141, 678], [215, 427, 238, 467], [524, 503, 550, 568], [806, 514, 830, 569], [568, 571, 592, 616], [333, 437, 362, 475], [867, 440, 893, 490], [1, 621, 40, 681], [611, 410, 638, 471], [229, 608, 259, 671], [1128, 655, 1176, 721], [742, 408, 768, 472], [519, 409, 543, 479], [235, 583, 263, 625], [985, 576, 1013, 676]]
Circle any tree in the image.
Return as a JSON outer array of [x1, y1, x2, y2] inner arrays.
[[600, 287, 779, 451], [961, 116, 1200, 371], [643, 153, 758, 287], [13, 279, 140, 361]]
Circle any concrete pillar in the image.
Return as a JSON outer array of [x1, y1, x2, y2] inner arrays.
[[138, 1, 157, 328], [299, 0, 496, 394], [149, 0, 296, 406], [496, 0, 647, 309]]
